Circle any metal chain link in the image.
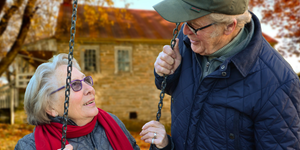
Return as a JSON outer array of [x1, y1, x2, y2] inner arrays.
[[61, 0, 78, 149], [156, 23, 181, 122]]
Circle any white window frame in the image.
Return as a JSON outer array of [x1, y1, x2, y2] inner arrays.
[[80, 45, 100, 73], [114, 46, 132, 74]]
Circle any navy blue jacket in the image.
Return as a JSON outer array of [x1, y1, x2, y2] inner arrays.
[[155, 13, 300, 150]]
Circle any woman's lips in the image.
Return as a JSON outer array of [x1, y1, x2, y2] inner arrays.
[[83, 98, 95, 106]]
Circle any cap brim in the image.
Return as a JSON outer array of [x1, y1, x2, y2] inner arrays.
[[153, 0, 211, 23]]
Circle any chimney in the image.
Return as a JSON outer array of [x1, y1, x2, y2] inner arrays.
[[63, 0, 72, 5]]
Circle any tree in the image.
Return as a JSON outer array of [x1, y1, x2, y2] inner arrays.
[[249, 0, 300, 57], [0, 0, 130, 78], [0, 0, 38, 77]]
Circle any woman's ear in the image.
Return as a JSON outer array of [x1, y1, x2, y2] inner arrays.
[[46, 108, 58, 117]]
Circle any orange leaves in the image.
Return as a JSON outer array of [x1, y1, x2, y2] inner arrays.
[[250, 0, 300, 56], [0, 123, 35, 150], [84, 5, 100, 27], [130, 131, 151, 150]]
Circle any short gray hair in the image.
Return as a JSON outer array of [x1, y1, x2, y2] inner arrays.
[[24, 53, 81, 125], [208, 10, 252, 37]]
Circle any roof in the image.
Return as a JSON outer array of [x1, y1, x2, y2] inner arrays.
[[262, 32, 278, 44], [55, 3, 278, 45], [55, 4, 180, 43]]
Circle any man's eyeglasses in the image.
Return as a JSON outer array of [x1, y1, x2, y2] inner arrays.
[[185, 22, 216, 35], [50, 76, 93, 95]]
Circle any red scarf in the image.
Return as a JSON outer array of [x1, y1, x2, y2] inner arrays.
[[35, 108, 134, 150]]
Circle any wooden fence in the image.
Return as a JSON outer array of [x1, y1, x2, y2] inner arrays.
[[0, 83, 18, 124]]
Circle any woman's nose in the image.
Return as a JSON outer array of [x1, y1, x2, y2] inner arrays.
[[83, 82, 95, 95]]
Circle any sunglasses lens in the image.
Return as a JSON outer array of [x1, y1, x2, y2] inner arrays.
[[71, 80, 82, 91], [84, 76, 93, 86]]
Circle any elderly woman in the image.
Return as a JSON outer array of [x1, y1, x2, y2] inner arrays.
[[14, 54, 172, 150]]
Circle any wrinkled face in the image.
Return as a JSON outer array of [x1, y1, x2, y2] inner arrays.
[[183, 16, 224, 55], [53, 65, 98, 126]]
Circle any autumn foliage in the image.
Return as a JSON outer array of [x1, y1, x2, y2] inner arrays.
[[0, 0, 131, 78], [249, 0, 300, 56]]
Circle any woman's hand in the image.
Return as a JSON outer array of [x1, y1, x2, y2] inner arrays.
[[140, 120, 169, 149], [57, 144, 73, 150]]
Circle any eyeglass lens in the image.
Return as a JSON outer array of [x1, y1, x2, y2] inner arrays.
[[71, 76, 93, 91], [186, 24, 196, 34]]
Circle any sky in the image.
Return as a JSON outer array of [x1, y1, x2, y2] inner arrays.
[[113, 0, 300, 73]]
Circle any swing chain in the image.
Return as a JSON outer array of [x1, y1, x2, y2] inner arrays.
[[61, 0, 78, 149], [156, 23, 180, 122]]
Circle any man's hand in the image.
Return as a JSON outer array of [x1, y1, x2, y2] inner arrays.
[[154, 38, 181, 76]]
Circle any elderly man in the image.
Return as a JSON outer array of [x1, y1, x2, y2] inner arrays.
[[153, 0, 300, 149]]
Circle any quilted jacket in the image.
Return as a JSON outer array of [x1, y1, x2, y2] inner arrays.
[[14, 113, 140, 150], [155, 12, 300, 150]]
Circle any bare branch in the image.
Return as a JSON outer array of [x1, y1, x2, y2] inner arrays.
[[0, 0, 38, 76], [0, 0, 6, 12], [0, 0, 23, 36]]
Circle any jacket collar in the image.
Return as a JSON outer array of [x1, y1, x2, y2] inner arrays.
[[230, 12, 263, 77]]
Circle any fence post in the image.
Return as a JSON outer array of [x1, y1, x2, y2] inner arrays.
[[10, 87, 14, 125]]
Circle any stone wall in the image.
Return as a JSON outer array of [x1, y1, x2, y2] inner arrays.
[[57, 42, 172, 125]]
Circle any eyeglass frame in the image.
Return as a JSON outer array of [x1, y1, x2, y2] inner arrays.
[[185, 22, 216, 35], [49, 76, 93, 95]]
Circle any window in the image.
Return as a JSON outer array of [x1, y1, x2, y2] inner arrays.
[[118, 50, 130, 71], [114, 46, 132, 73], [80, 45, 100, 72], [129, 112, 137, 119], [84, 49, 96, 71]]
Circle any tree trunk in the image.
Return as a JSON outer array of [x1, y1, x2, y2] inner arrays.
[[0, 0, 38, 77]]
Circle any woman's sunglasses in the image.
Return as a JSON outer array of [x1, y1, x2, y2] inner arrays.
[[50, 76, 93, 95]]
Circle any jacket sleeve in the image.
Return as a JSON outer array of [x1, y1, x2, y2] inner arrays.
[[14, 133, 36, 150], [154, 26, 185, 95], [149, 135, 174, 150], [154, 64, 181, 95], [254, 78, 300, 149]]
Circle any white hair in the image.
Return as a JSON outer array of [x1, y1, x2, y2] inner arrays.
[[24, 53, 81, 125], [208, 10, 252, 38]]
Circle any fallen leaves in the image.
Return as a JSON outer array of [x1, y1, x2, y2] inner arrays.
[[0, 123, 34, 150]]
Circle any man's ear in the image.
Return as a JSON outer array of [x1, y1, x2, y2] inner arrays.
[[224, 19, 237, 35]]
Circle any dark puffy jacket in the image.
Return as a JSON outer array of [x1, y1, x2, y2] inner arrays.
[[155, 13, 300, 150], [14, 113, 140, 150]]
